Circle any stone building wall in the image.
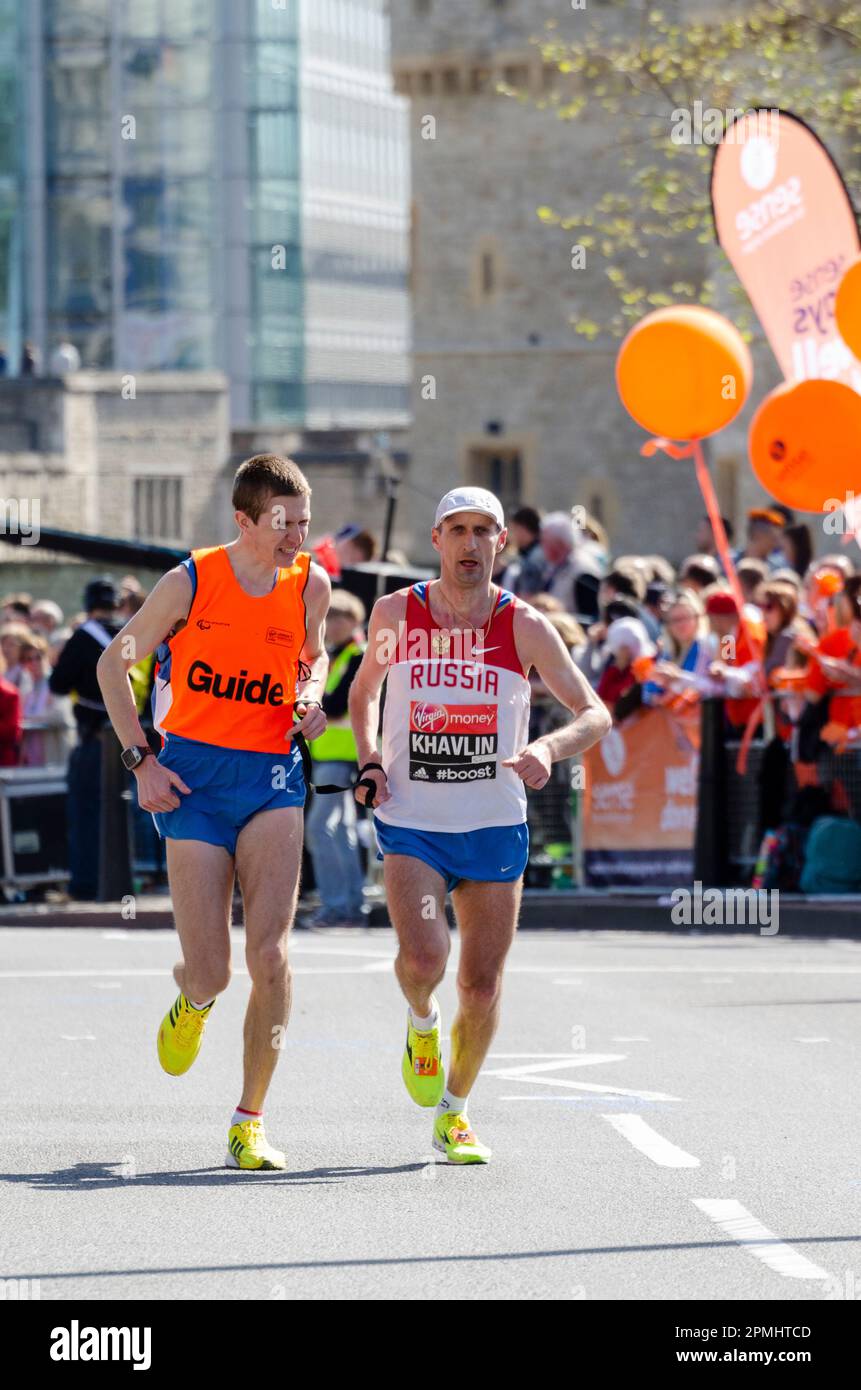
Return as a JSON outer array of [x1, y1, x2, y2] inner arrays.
[[389, 0, 792, 565]]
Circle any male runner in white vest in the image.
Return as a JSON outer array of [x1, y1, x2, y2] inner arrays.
[[349, 487, 611, 1163]]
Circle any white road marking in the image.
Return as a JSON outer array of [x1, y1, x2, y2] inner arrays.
[[0, 965, 394, 980], [611, 1036, 649, 1042], [545, 966, 861, 975], [482, 1053, 681, 1102], [495, 1076, 681, 1100], [487, 1052, 585, 1059], [484, 1054, 627, 1077], [499, 1095, 618, 1101], [795, 1036, 830, 1043], [693, 1199, 830, 1280], [59, 1034, 96, 1041], [602, 1114, 699, 1167], [1, 970, 172, 979]]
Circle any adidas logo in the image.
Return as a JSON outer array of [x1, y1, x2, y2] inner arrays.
[[413, 766, 429, 779]]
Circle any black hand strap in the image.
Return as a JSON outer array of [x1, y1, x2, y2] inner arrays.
[[294, 738, 385, 803], [352, 761, 385, 807]]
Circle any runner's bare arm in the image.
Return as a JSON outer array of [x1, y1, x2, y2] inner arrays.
[[290, 562, 331, 741], [348, 590, 407, 805], [503, 604, 612, 789], [96, 566, 193, 813], [97, 566, 193, 751]]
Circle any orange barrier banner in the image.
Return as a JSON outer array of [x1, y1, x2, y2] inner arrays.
[[583, 707, 699, 887], [711, 110, 861, 391]]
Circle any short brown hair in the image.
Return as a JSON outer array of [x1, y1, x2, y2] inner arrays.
[[232, 454, 311, 523], [348, 529, 376, 563]]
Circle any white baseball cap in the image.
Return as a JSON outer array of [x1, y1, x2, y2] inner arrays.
[[434, 486, 505, 530]]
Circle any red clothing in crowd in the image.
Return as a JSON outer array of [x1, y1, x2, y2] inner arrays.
[[0, 676, 22, 765], [725, 623, 763, 729], [597, 661, 635, 709], [805, 627, 861, 728]]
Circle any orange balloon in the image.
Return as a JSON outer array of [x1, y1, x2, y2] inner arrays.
[[748, 378, 861, 513], [631, 654, 655, 683], [836, 254, 861, 360], [616, 305, 752, 440]]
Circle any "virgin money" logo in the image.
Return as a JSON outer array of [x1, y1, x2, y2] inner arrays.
[[410, 702, 497, 734], [412, 702, 447, 733]]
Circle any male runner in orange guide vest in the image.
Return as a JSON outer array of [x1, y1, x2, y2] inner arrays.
[[348, 487, 612, 1163], [97, 455, 331, 1171]]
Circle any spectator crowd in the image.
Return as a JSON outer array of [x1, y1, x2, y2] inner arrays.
[[4, 498, 861, 907]]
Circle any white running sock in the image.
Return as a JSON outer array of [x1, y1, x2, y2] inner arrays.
[[232, 1106, 262, 1128], [410, 997, 439, 1032], [186, 997, 213, 1011], [437, 1089, 467, 1116]]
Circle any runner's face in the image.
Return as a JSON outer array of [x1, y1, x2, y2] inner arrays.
[[432, 512, 506, 589], [250, 493, 310, 566]]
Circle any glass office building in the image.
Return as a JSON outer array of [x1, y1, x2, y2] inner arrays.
[[6, 0, 409, 428], [0, 0, 24, 376]]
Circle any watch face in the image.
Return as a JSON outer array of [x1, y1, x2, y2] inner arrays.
[[122, 747, 142, 770]]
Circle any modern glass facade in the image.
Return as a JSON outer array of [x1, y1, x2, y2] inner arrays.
[[299, 0, 410, 427], [0, 0, 25, 376], [40, 0, 220, 371], [7, 0, 409, 428], [242, 0, 305, 422]]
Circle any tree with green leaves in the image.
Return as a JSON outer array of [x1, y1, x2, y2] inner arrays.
[[514, 0, 861, 340]]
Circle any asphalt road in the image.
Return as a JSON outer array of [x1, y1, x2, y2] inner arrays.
[[1, 924, 859, 1301]]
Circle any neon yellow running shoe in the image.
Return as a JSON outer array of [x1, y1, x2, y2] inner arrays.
[[432, 1111, 492, 1165], [226, 1118, 287, 1171], [401, 1003, 444, 1107], [157, 994, 213, 1076]]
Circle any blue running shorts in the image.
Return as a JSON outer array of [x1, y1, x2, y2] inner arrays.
[[373, 818, 529, 893], [153, 732, 306, 856]]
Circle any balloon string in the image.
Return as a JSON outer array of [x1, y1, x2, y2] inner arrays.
[[643, 436, 764, 663], [644, 435, 770, 772], [690, 440, 761, 658]]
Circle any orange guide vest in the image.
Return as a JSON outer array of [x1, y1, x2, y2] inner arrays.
[[160, 545, 311, 754]]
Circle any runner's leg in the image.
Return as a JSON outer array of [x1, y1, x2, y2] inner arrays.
[[234, 806, 304, 1112], [383, 853, 450, 1015], [166, 839, 235, 1003], [447, 878, 522, 1097]]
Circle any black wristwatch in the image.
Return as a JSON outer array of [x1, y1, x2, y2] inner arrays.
[[121, 745, 154, 772]]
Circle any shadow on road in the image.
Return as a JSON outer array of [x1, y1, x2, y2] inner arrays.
[[12, 1233, 861, 1287], [0, 1159, 427, 1190]]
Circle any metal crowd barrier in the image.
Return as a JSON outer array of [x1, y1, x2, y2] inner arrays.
[[714, 714, 861, 888], [525, 758, 583, 890]]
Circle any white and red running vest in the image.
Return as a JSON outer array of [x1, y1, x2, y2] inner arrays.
[[376, 582, 531, 833]]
